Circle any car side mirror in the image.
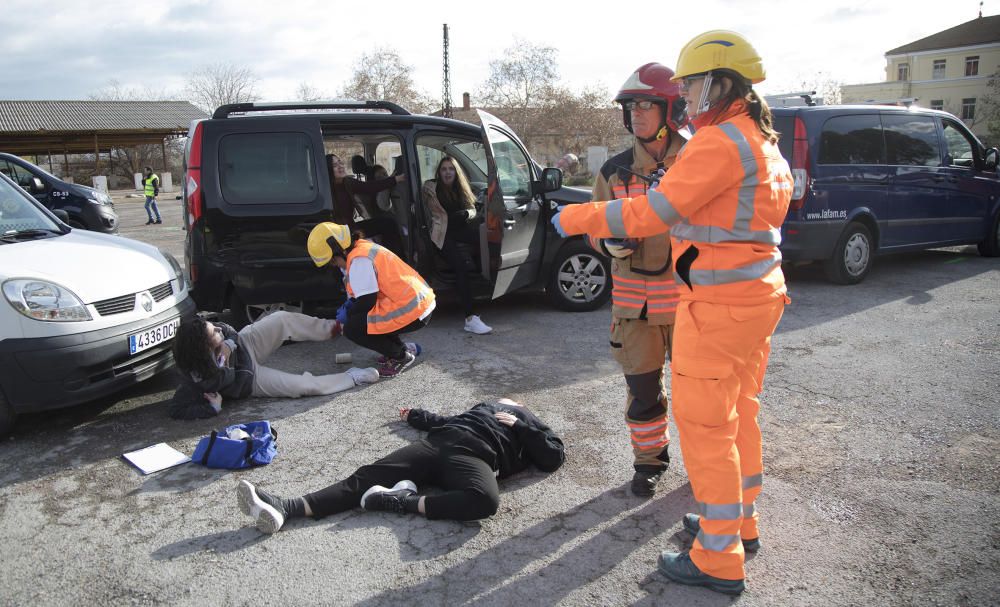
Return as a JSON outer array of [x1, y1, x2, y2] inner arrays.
[[52, 209, 70, 224], [984, 147, 999, 171], [538, 167, 562, 194], [29, 177, 45, 194]]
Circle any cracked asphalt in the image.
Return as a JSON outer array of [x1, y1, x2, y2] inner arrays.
[[0, 192, 997, 606]]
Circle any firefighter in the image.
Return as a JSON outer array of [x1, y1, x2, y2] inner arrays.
[[551, 30, 792, 595], [587, 63, 689, 497]]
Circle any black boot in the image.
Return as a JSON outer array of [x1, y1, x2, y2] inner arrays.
[[657, 550, 745, 595]]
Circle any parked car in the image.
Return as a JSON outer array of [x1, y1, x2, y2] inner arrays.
[[0, 172, 194, 435], [181, 100, 603, 325], [771, 105, 1000, 283], [0, 152, 119, 233]]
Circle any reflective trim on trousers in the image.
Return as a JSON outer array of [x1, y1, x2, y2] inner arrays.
[[683, 250, 782, 286], [612, 293, 645, 307], [648, 188, 683, 228], [696, 531, 742, 552], [629, 419, 667, 432], [698, 502, 744, 521], [744, 502, 756, 518], [743, 473, 763, 490], [671, 222, 782, 245], [632, 436, 669, 448]]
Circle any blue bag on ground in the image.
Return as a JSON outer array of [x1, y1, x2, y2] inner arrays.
[[191, 421, 277, 469]]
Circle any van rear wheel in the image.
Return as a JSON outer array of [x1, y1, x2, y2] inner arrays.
[[825, 222, 873, 285], [977, 211, 1000, 257]]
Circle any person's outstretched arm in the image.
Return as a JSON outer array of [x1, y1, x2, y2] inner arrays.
[[402, 408, 452, 431], [504, 415, 565, 473]]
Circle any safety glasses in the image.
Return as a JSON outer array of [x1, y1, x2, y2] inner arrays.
[[622, 100, 657, 112], [680, 74, 708, 90]]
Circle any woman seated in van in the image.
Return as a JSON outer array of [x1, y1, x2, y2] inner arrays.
[[327, 153, 405, 255], [169, 312, 378, 419], [422, 156, 492, 335]]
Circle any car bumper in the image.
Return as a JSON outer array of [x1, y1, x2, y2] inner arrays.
[[780, 220, 842, 262], [0, 297, 196, 414]]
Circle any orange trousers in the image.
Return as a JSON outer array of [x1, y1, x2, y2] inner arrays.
[[671, 297, 785, 580]]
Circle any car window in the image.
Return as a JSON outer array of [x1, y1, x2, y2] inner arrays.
[[219, 133, 316, 205], [488, 129, 532, 198], [883, 114, 941, 167], [374, 141, 402, 176], [818, 115, 883, 164], [0, 177, 58, 233], [941, 121, 976, 168], [2, 160, 35, 188], [414, 136, 487, 187]]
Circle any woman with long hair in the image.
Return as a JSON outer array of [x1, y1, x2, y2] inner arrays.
[[422, 155, 491, 335]]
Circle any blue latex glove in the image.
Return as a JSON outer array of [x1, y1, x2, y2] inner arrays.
[[648, 168, 666, 189], [335, 298, 354, 324], [550, 206, 569, 238]]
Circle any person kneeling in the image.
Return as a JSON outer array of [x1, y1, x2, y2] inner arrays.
[[170, 312, 378, 419], [307, 222, 435, 378], [235, 398, 565, 533]]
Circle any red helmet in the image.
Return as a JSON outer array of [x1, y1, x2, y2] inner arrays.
[[615, 63, 688, 135]]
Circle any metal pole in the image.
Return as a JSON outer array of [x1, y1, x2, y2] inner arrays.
[[161, 139, 167, 172]]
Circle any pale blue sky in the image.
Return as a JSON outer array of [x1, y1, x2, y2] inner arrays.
[[1, 0, 994, 104]]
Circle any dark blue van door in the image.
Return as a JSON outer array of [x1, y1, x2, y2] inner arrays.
[[882, 113, 949, 248], [813, 112, 888, 227], [939, 117, 992, 242]]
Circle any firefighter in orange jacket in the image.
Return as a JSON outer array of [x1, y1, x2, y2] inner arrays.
[[552, 31, 792, 595], [308, 223, 435, 378], [587, 63, 688, 498]]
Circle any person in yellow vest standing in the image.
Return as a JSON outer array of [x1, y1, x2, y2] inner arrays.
[[588, 63, 689, 498], [551, 31, 792, 595], [142, 166, 161, 225], [308, 223, 435, 377]]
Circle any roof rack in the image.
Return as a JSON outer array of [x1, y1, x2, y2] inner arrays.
[[212, 100, 411, 119]]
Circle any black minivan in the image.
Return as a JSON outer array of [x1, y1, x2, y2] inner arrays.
[[771, 105, 1000, 283], [0, 152, 119, 233], [182, 101, 605, 324]]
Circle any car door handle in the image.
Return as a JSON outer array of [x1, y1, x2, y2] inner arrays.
[[504, 218, 516, 228], [931, 175, 945, 183], [947, 176, 958, 183]]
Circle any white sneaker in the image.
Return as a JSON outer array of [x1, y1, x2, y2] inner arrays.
[[236, 480, 285, 534], [464, 315, 492, 335], [346, 367, 380, 385]]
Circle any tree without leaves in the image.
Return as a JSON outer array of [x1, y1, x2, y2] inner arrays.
[[972, 69, 1000, 147], [295, 82, 327, 102], [185, 63, 261, 113], [341, 48, 431, 113], [476, 39, 560, 137]]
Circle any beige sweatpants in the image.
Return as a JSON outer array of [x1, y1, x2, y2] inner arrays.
[[237, 311, 356, 398]]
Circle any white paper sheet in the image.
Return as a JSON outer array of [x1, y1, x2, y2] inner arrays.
[[123, 442, 191, 475]]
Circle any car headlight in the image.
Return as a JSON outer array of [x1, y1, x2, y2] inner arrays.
[[88, 191, 113, 206], [2, 279, 92, 321], [160, 250, 186, 292]]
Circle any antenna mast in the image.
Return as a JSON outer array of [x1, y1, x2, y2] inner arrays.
[[442, 24, 453, 118]]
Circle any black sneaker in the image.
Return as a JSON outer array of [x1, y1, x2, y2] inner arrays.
[[657, 550, 745, 595], [377, 351, 416, 378], [236, 480, 286, 534], [631, 469, 663, 497], [154, 219, 162, 224], [145, 219, 154, 225], [360, 480, 417, 513], [682, 513, 760, 552]]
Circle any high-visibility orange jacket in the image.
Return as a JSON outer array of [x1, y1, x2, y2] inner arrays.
[[560, 101, 793, 305], [344, 239, 435, 334], [588, 138, 682, 325]]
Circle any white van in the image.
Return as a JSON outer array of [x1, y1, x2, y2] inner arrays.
[[0, 172, 195, 434]]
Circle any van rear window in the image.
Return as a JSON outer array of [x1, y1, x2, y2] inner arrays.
[[819, 115, 884, 164], [219, 133, 316, 205], [771, 114, 794, 163]]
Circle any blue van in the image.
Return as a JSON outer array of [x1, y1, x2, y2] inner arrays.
[[770, 106, 1000, 283]]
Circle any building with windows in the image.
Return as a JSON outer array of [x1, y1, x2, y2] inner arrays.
[[841, 14, 999, 141]]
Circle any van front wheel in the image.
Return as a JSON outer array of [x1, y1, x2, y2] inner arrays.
[[977, 211, 1000, 257], [546, 240, 611, 311], [825, 222, 873, 285]]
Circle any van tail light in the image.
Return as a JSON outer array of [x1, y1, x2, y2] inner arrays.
[[789, 116, 809, 211], [185, 122, 204, 229]]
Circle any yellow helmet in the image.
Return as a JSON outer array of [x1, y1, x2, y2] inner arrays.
[[673, 30, 766, 84], [307, 222, 351, 267]]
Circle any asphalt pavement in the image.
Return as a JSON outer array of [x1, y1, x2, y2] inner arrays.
[[0, 191, 997, 606]]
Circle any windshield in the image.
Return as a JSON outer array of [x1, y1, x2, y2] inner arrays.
[[0, 176, 61, 235]]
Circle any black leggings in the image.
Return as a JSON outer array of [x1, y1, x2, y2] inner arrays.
[[344, 315, 427, 360], [303, 429, 500, 521], [439, 223, 481, 317]]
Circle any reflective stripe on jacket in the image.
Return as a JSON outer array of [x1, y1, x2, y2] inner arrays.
[[344, 239, 435, 334], [589, 140, 680, 324], [143, 173, 159, 197], [561, 101, 792, 305]]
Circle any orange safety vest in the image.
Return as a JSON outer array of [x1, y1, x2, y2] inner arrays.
[[588, 142, 681, 324], [561, 101, 792, 305], [344, 239, 435, 334]]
